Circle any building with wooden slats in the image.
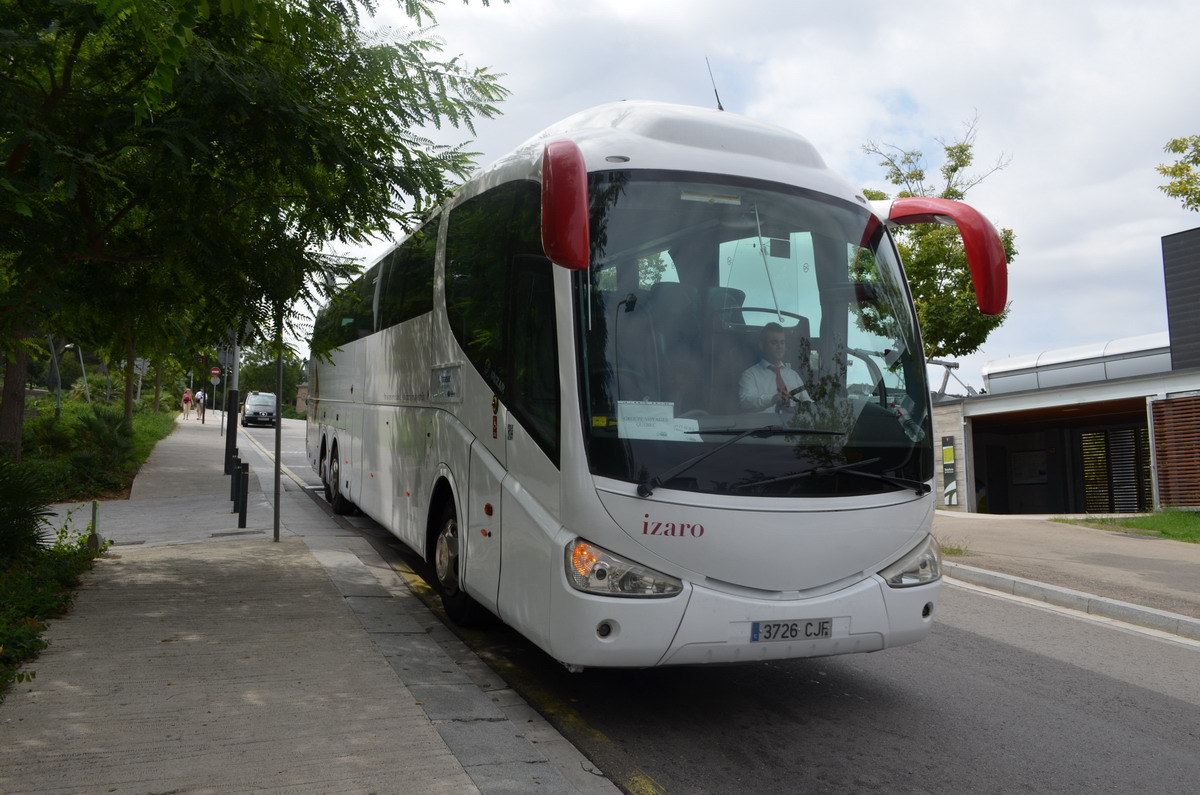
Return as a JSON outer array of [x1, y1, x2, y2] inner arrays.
[[933, 226, 1200, 514]]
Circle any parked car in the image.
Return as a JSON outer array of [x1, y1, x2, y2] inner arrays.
[[240, 392, 277, 427]]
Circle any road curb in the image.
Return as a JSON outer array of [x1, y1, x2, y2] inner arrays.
[[943, 561, 1200, 642], [232, 430, 622, 794]]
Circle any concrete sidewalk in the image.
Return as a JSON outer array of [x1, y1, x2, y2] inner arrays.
[[3, 415, 1199, 793], [1, 416, 618, 795], [934, 511, 1200, 639]]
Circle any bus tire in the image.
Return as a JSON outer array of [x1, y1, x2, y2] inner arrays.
[[319, 439, 331, 501], [432, 500, 484, 626], [326, 445, 355, 515]]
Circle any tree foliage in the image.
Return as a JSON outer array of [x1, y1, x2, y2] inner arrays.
[[1157, 135, 1200, 212], [237, 343, 305, 404], [0, 0, 508, 452], [863, 117, 1017, 358]]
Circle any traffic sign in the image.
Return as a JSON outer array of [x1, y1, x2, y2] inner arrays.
[[210, 366, 220, 376]]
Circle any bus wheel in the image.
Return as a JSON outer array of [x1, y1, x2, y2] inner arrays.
[[326, 448, 354, 515], [433, 502, 483, 625], [320, 446, 331, 502]]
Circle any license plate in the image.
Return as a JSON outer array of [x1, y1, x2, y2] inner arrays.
[[750, 619, 832, 642]]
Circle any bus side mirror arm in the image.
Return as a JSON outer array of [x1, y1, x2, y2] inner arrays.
[[541, 140, 590, 271], [884, 196, 1008, 316]]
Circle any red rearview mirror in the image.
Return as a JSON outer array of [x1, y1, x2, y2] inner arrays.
[[541, 140, 590, 271], [889, 196, 1008, 316]]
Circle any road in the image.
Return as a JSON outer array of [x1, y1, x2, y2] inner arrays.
[[244, 420, 1200, 794]]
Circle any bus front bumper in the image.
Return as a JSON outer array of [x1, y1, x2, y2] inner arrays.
[[548, 573, 941, 668]]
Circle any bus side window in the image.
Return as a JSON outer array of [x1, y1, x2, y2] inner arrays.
[[446, 180, 559, 463], [446, 189, 515, 391], [376, 247, 408, 330], [446, 180, 542, 393], [506, 183, 560, 461], [313, 262, 381, 350], [510, 255, 559, 464], [378, 218, 437, 329], [355, 265, 381, 340]]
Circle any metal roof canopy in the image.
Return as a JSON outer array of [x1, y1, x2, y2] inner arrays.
[[958, 367, 1200, 418]]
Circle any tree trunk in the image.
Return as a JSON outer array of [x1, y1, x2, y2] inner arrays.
[[0, 346, 30, 460], [122, 333, 136, 434], [48, 335, 62, 420]]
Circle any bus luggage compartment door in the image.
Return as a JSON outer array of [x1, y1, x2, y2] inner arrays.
[[464, 439, 504, 614]]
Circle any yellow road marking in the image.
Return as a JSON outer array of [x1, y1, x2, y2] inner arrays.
[[240, 429, 310, 489]]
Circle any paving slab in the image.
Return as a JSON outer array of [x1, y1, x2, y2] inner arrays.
[[0, 538, 476, 795], [934, 511, 1200, 622], [4, 416, 621, 794]]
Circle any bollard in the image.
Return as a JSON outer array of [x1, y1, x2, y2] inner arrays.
[[237, 462, 249, 528], [230, 456, 241, 506], [86, 500, 102, 552]]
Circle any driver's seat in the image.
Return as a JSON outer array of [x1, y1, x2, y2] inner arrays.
[[706, 286, 746, 327]]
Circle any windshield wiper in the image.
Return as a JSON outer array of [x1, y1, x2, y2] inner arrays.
[[734, 457, 931, 495], [828, 465, 931, 494], [637, 425, 842, 497]]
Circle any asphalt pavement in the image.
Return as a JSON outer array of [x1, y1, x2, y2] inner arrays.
[[2, 413, 1198, 793]]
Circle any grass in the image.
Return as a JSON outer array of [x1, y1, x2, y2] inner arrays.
[[1052, 510, 1200, 543], [129, 410, 178, 471], [938, 537, 971, 557]]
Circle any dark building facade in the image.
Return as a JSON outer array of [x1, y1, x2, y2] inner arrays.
[[933, 226, 1200, 514], [1163, 227, 1200, 370]]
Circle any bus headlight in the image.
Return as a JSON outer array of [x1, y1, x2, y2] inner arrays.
[[566, 539, 682, 598], [878, 534, 942, 588]]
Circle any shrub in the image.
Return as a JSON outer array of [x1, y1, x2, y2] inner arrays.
[[0, 457, 56, 559], [1, 519, 104, 701], [22, 411, 76, 458], [18, 396, 176, 501], [70, 373, 116, 404], [69, 406, 135, 492], [19, 457, 75, 497]]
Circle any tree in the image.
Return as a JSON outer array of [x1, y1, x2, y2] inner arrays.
[[863, 116, 1018, 358], [1157, 135, 1200, 212], [238, 343, 305, 405], [0, 0, 507, 455]]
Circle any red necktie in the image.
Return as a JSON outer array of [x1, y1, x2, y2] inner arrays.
[[769, 364, 786, 394]]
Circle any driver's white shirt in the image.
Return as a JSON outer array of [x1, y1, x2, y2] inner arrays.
[[738, 359, 810, 412]]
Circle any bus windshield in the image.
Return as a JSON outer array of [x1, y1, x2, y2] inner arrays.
[[577, 170, 933, 498]]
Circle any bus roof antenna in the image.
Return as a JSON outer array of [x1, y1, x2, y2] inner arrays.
[[706, 57, 724, 111]]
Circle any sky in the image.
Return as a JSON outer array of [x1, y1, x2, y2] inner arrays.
[[344, 0, 1200, 389]]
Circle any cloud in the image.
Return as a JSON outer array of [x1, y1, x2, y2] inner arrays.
[[357, 0, 1200, 386]]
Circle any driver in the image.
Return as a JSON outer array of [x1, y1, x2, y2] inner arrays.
[[738, 322, 811, 412]]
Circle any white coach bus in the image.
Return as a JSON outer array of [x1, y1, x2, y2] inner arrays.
[[307, 101, 1006, 670]]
